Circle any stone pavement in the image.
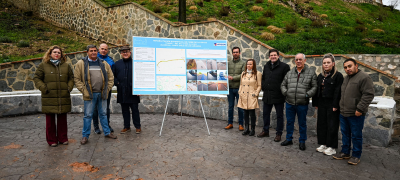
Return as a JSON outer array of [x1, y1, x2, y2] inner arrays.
[[0, 114, 399, 180]]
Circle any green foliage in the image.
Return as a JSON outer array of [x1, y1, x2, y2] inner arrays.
[[311, 20, 324, 28], [255, 17, 267, 26], [285, 19, 297, 33], [0, 36, 12, 43], [17, 40, 29, 47]]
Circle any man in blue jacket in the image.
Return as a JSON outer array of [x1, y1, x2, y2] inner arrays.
[[93, 43, 115, 134]]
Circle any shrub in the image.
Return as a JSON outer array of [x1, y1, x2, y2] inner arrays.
[[207, 17, 217, 21], [255, 17, 268, 26], [251, 6, 264, 12], [256, 0, 264, 3], [193, 16, 203, 22], [311, 20, 324, 28], [260, 32, 275, 40], [219, 6, 230, 16], [267, 25, 277, 31], [355, 18, 363, 25], [355, 25, 366, 32], [17, 40, 29, 47], [286, 20, 298, 33], [0, 55, 12, 63], [263, 9, 275, 18], [196, 0, 204, 7], [365, 42, 375, 48], [320, 14, 328, 19], [271, 27, 283, 34], [373, 29, 385, 33], [153, 6, 162, 13], [189, 6, 198, 11], [161, 13, 171, 19], [204, 0, 211, 2], [0, 36, 12, 43]]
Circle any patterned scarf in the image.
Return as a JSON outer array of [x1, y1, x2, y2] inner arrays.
[[50, 59, 60, 66]]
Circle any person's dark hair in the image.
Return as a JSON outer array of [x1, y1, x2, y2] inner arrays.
[[343, 58, 357, 66], [242, 59, 258, 80], [86, 45, 98, 52], [268, 49, 280, 57], [232, 47, 240, 53]]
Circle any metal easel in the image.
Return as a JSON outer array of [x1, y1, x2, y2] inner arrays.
[[159, 95, 210, 136]]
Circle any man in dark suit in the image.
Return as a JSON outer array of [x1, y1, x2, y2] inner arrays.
[[257, 49, 290, 142], [112, 46, 141, 134]]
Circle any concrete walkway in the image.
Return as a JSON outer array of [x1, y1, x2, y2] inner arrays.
[[0, 114, 399, 180]]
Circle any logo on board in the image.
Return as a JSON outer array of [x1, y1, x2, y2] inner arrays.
[[214, 43, 226, 46]]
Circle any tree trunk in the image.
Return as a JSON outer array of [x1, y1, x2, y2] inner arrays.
[[178, 0, 186, 23]]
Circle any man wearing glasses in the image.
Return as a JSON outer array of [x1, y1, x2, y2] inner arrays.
[[112, 46, 141, 134], [280, 53, 317, 150]]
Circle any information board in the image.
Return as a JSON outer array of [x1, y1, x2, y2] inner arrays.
[[132, 36, 229, 95]]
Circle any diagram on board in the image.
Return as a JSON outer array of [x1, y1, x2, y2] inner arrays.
[[156, 48, 186, 74]]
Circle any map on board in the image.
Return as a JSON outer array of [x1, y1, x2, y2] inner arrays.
[[156, 76, 186, 91], [156, 48, 186, 74]]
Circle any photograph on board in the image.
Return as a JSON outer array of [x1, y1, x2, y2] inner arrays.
[[217, 70, 227, 80], [208, 81, 218, 91], [207, 59, 217, 70], [197, 81, 208, 91], [187, 80, 197, 91], [187, 70, 197, 80], [186, 59, 197, 69], [217, 61, 227, 70], [207, 70, 217, 80], [197, 70, 208, 80], [196, 59, 207, 70], [218, 81, 228, 91]]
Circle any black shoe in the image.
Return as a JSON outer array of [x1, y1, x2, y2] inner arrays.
[[242, 129, 250, 135], [94, 128, 101, 134], [281, 140, 293, 146], [249, 130, 255, 136], [109, 126, 114, 133], [299, 142, 306, 150]]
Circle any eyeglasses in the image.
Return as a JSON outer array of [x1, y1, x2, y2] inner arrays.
[[295, 59, 303, 61], [121, 51, 130, 54]]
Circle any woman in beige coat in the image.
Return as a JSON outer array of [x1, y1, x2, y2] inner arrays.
[[237, 59, 262, 136]]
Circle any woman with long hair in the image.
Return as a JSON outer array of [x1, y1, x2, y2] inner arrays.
[[312, 53, 344, 155], [237, 59, 262, 136], [34, 45, 74, 147]]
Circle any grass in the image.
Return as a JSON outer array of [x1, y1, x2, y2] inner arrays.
[[0, 0, 110, 63], [95, 0, 400, 54]]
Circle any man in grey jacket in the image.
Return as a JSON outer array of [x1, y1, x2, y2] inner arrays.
[[280, 53, 317, 150], [333, 59, 374, 165]]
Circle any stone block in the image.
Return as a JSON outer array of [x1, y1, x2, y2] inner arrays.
[[0, 70, 6, 79], [369, 73, 379, 82], [12, 81, 25, 90], [7, 71, 17, 78], [380, 76, 393, 85], [373, 84, 385, 96], [25, 81, 34, 90], [22, 63, 33, 69]]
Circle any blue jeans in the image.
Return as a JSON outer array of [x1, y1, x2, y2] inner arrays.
[[82, 93, 111, 138], [285, 103, 308, 143], [339, 114, 365, 158], [227, 88, 243, 125]]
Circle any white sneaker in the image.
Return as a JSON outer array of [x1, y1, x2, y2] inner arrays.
[[316, 145, 327, 152], [323, 147, 336, 156]]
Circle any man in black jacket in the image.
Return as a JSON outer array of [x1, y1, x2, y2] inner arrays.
[[112, 46, 142, 134], [257, 49, 290, 142]]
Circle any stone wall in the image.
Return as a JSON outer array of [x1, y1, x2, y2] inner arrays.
[[0, 46, 397, 98], [0, 91, 395, 147]]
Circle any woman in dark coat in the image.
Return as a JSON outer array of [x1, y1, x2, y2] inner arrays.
[[34, 45, 74, 147], [312, 53, 344, 155]]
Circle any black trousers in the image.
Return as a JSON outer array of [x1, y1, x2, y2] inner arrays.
[[263, 102, 284, 135], [244, 109, 256, 127], [121, 103, 141, 129], [317, 105, 340, 148], [93, 91, 111, 129]]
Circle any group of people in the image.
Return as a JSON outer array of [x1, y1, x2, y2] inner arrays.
[[34, 44, 141, 146], [226, 47, 374, 165], [33, 43, 374, 165]]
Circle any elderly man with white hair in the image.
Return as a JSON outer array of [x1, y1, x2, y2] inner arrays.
[[280, 53, 317, 150]]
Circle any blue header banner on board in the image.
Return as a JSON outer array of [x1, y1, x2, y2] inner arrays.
[[132, 36, 229, 95]]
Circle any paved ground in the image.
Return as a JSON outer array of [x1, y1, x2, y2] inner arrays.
[[0, 114, 399, 180]]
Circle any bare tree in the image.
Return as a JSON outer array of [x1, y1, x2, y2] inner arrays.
[[389, 0, 399, 11]]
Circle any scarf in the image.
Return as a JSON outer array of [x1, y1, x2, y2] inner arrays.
[[50, 59, 60, 66]]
